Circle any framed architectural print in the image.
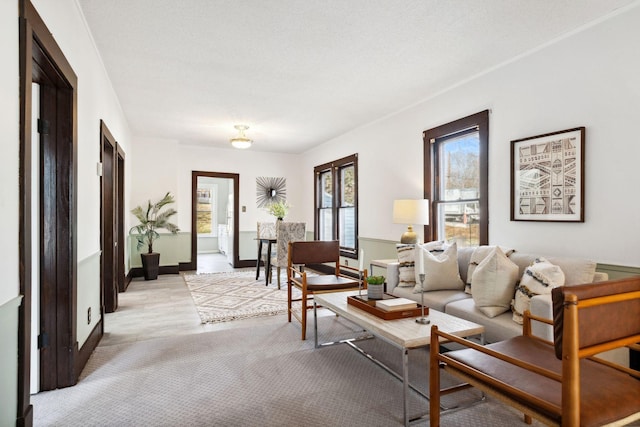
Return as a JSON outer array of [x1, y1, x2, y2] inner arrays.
[[511, 127, 585, 222]]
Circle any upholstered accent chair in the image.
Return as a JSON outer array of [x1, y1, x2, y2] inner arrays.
[[287, 240, 367, 340], [429, 277, 640, 427], [257, 221, 276, 241], [269, 221, 306, 289]]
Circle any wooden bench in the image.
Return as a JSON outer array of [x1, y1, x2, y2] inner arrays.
[[429, 277, 640, 426]]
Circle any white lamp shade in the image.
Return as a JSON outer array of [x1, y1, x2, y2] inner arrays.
[[393, 199, 430, 226]]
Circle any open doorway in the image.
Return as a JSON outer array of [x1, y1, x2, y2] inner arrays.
[[195, 175, 234, 272], [190, 171, 255, 271]]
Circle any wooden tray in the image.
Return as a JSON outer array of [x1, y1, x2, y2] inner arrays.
[[347, 294, 428, 320]]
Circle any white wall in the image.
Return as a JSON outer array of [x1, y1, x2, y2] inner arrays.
[[0, 0, 131, 399], [0, 1, 20, 422], [300, 4, 640, 268], [130, 137, 304, 258], [30, 0, 132, 345], [0, 0, 20, 307]]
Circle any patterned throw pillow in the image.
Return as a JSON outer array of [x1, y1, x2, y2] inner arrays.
[[471, 247, 519, 318], [512, 258, 565, 324], [413, 242, 464, 292], [396, 244, 416, 287]]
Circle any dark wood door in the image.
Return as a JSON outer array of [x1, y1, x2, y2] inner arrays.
[[19, 2, 79, 418], [101, 121, 117, 313], [30, 25, 78, 392], [116, 146, 126, 292], [38, 84, 59, 391]]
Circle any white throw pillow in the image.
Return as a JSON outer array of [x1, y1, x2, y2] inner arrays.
[[413, 242, 464, 292], [512, 258, 565, 324], [471, 247, 519, 318], [396, 244, 416, 287], [466, 245, 515, 294]]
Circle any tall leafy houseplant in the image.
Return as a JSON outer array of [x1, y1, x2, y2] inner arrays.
[[130, 192, 179, 280]]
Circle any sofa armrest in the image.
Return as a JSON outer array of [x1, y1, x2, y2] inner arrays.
[[528, 272, 608, 341], [386, 262, 400, 293], [529, 294, 554, 341], [594, 272, 609, 282]]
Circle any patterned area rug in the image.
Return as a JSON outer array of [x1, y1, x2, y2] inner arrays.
[[183, 270, 301, 323]]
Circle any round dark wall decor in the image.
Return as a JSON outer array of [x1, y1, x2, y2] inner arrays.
[[256, 176, 286, 208]]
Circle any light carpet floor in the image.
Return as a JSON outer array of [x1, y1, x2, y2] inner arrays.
[[32, 314, 545, 426], [183, 270, 301, 324]]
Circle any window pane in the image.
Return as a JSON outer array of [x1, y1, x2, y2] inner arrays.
[[340, 165, 354, 207], [339, 207, 355, 249], [437, 202, 479, 247], [197, 187, 212, 234], [320, 171, 332, 208], [319, 208, 333, 241], [440, 132, 480, 200]]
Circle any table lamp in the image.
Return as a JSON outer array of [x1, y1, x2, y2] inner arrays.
[[392, 199, 430, 244]]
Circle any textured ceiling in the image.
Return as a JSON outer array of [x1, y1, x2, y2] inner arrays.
[[77, 0, 634, 153]]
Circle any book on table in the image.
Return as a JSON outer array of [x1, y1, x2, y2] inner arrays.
[[375, 298, 418, 312]]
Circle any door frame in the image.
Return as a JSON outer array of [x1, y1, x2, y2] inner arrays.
[[18, 0, 78, 422], [116, 145, 126, 292], [190, 171, 253, 269], [100, 120, 118, 313]]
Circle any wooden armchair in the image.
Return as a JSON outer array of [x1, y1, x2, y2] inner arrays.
[[429, 277, 640, 427], [287, 240, 366, 340]]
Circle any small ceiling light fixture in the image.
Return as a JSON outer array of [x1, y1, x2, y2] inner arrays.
[[230, 124, 252, 149]]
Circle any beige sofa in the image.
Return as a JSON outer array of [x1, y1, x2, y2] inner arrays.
[[386, 245, 607, 344]]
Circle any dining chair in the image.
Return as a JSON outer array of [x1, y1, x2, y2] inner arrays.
[[269, 221, 306, 288], [287, 240, 367, 340]]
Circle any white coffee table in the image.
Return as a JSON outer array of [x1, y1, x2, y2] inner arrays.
[[313, 290, 484, 426]]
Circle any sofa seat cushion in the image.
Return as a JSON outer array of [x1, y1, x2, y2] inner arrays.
[[392, 286, 469, 313], [445, 298, 522, 343]]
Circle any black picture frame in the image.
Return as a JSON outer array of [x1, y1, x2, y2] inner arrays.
[[510, 127, 585, 222]]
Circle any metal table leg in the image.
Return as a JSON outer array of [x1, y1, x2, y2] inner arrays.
[[314, 300, 318, 348], [256, 239, 263, 280], [403, 348, 410, 426]]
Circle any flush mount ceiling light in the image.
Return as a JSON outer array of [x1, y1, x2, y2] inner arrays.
[[230, 124, 252, 149]]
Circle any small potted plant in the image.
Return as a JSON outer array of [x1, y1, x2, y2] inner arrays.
[[129, 192, 179, 280], [267, 200, 290, 221], [367, 275, 385, 300]]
